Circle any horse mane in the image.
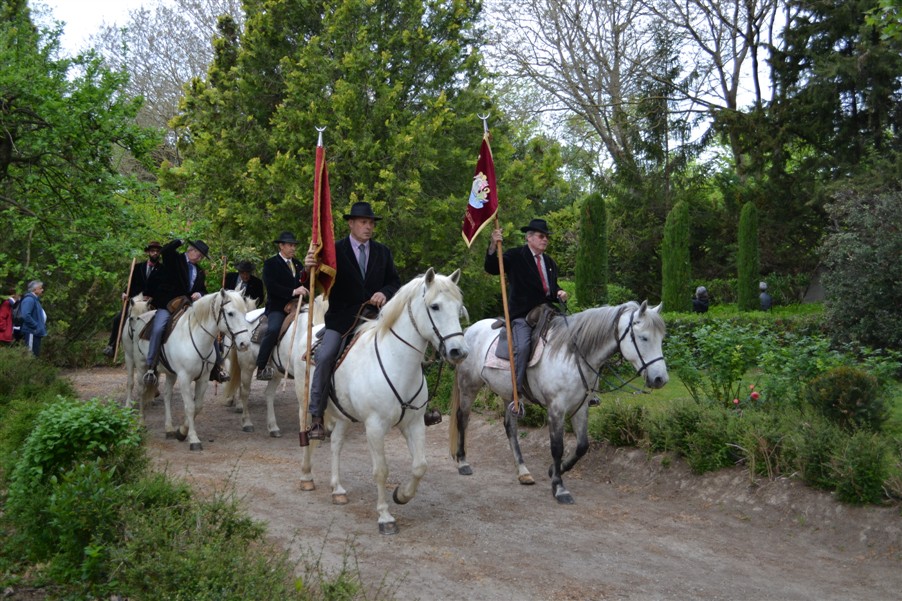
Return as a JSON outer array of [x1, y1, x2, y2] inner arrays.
[[360, 272, 463, 338], [191, 290, 248, 323], [544, 301, 664, 358]]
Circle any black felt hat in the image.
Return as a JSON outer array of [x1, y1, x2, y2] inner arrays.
[[144, 241, 163, 251], [343, 201, 382, 221], [187, 239, 210, 259], [273, 231, 300, 244], [519, 218, 552, 235], [236, 260, 256, 273]]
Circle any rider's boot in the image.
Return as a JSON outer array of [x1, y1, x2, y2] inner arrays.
[[308, 415, 326, 440]]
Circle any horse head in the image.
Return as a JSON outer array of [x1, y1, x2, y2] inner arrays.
[[616, 301, 669, 389], [413, 268, 470, 365], [215, 289, 252, 352]]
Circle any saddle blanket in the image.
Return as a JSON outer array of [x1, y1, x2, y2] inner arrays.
[[485, 336, 544, 371]]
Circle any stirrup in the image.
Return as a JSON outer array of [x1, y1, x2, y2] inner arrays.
[[308, 416, 326, 440], [256, 366, 273, 381], [143, 370, 158, 386], [424, 409, 443, 427]]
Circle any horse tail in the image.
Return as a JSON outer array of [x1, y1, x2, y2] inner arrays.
[[448, 371, 460, 460]]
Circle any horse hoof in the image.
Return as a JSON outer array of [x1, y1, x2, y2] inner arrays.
[[269, 430, 282, 438], [458, 465, 473, 476], [175, 430, 187, 442], [232, 406, 243, 414], [392, 487, 409, 505], [165, 431, 177, 439], [189, 442, 203, 451], [300, 480, 316, 492], [379, 522, 399, 535], [242, 425, 254, 433], [555, 491, 575, 505], [518, 474, 536, 485], [332, 493, 349, 505]]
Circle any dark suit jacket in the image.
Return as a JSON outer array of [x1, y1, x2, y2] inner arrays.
[[127, 260, 160, 300], [325, 236, 401, 334], [485, 244, 560, 320], [261, 254, 306, 314], [225, 272, 265, 305], [147, 239, 207, 309]]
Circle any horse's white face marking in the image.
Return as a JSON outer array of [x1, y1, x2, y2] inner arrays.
[[617, 302, 668, 389]]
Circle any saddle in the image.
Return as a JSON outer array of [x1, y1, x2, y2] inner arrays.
[[492, 303, 558, 361], [251, 300, 304, 345], [139, 296, 191, 343]]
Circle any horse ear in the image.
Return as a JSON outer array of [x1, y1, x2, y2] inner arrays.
[[449, 268, 461, 284], [650, 302, 663, 314], [424, 267, 435, 284], [638, 300, 648, 315]]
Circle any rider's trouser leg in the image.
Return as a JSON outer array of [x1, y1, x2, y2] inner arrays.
[[146, 309, 171, 369], [256, 310, 286, 370], [511, 317, 533, 393], [308, 328, 341, 417]]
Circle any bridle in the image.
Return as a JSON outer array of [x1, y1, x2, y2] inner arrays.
[[615, 308, 665, 377], [187, 294, 249, 369]]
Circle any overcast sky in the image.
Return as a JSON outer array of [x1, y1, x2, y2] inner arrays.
[[31, 0, 155, 54]]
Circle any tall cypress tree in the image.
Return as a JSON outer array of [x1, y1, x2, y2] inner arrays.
[[661, 201, 691, 312], [737, 202, 760, 311], [575, 191, 608, 307]]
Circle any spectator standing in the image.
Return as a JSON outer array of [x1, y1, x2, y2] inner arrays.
[[19, 280, 47, 356], [759, 281, 773, 311], [692, 286, 710, 313], [225, 259, 265, 305]]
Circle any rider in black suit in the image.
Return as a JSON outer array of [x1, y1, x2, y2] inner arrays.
[[303, 201, 404, 439], [143, 238, 229, 385], [255, 232, 309, 380], [485, 218, 568, 401], [104, 241, 162, 357], [225, 259, 265, 306]]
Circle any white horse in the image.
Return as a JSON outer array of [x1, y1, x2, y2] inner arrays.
[[120, 295, 152, 408], [449, 301, 668, 504], [135, 289, 252, 450], [221, 295, 327, 437], [295, 268, 469, 534]]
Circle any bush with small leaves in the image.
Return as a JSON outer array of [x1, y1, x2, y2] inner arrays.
[[831, 430, 892, 505], [805, 366, 886, 432]]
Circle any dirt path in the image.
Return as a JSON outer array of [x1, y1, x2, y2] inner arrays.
[[67, 367, 901, 601]]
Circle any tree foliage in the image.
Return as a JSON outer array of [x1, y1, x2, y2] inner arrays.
[[661, 201, 691, 312], [1, 0, 162, 355], [736, 202, 759, 311], [575, 192, 608, 307], [821, 189, 902, 349]]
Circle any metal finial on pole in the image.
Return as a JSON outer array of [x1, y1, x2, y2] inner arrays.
[[316, 125, 326, 147], [477, 113, 490, 134]]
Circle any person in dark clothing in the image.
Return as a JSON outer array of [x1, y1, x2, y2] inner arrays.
[[225, 259, 265, 306], [19, 280, 47, 357], [143, 238, 229, 385], [104, 241, 162, 357], [692, 286, 710, 313], [255, 232, 310, 380], [303, 202, 403, 440], [485, 218, 568, 402], [759, 281, 773, 311]]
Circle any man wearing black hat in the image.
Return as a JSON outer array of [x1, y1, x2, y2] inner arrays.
[[303, 201, 402, 439], [225, 260, 265, 305], [255, 231, 309, 380], [143, 238, 226, 385], [485, 218, 568, 401], [103, 241, 162, 357]]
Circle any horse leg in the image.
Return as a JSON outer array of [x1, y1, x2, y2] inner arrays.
[[560, 407, 590, 475], [393, 418, 427, 505], [178, 377, 207, 450], [363, 419, 398, 534], [162, 376, 178, 439], [263, 375, 281, 438], [451, 371, 478, 476], [328, 419, 350, 503], [503, 408, 534, 485], [546, 410, 574, 504]]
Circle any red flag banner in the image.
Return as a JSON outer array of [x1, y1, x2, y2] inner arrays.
[[312, 144, 337, 298], [461, 134, 498, 248]]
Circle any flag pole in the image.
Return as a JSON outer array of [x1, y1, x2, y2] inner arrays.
[[112, 257, 138, 362], [478, 114, 521, 416], [298, 125, 327, 447]]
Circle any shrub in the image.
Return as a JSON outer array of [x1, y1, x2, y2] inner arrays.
[[788, 415, 845, 490], [805, 366, 887, 432], [683, 407, 736, 474], [575, 191, 608, 307], [6, 398, 145, 562], [590, 401, 646, 447], [737, 202, 760, 312], [831, 430, 892, 505], [661, 201, 691, 313]]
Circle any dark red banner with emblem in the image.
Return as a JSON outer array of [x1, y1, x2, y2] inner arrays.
[[312, 144, 336, 298], [461, 134, 498, 248]]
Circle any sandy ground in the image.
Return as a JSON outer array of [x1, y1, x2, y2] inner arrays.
[[66, 366, 902, 601]]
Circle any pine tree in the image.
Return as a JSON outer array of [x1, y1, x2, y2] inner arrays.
[[737, 202, 760, 311], [661, 201, 691, 312], [575, 192, 608, 307]]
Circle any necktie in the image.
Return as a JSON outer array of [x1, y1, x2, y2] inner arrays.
[[535, 254, 549, 295], [287, 259, 296, 278], [358, 243, 367, 277], [188, 262, 196, 290], [146, 263, 152, 279]]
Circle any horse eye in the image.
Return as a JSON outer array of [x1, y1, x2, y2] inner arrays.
[[430, 303, 440, 311]]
